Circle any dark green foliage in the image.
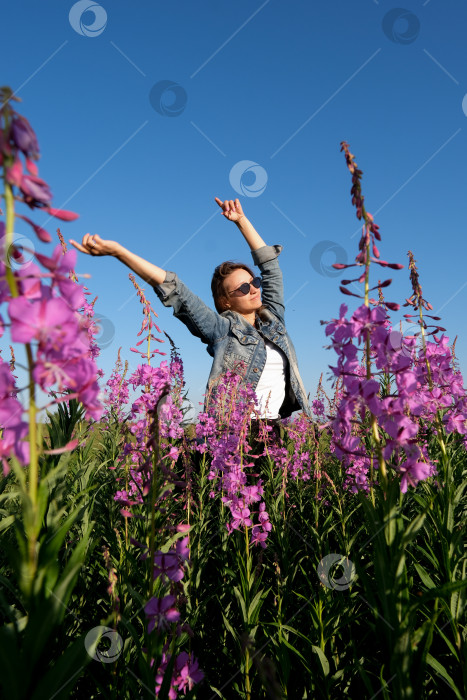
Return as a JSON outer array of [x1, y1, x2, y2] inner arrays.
[[0, 408, 466, 699]]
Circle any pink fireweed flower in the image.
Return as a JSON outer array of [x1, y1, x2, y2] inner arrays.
[[325, 303, 353, 343], [35, 247, 85, 309], [241, 482, 264, 505], [153, 536, 190, 582], [16, 214, 52, 243], [258, 501, 272, 530], [158, 395, 184, 440], [0, 360, 16, 396], [103, 350, 130, 421], [44, 207, 79, 221], [164, 446, 180, 461], [176, 535, 190, 563], [153, 552, 184, 582], [20, 174, 53, 206], [155, 651, 204, 698], [323, 283, 436, 491], [399, 460, 432, 494], [9, 295, 78, 346], [10, 115, 40, 159], [230, 505, 252, 530], [312, 399, 325, 416], [175, 652, 205, 693], [251, 526, 268, 548], [0, 391, 30, 473], [62, 358, 102, 420], [200, 366, 272, 536], [145, 595, 180, 633], [1, 94, 100, 431], [14, 262, 43, 300], [5, 159, 23, 187], [350, 304, 387, 340]]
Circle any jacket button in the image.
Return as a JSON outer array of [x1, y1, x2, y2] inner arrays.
[[253, 368, 259, 373], [273, 336, 278, 342]]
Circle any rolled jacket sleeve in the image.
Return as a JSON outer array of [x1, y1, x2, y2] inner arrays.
[[251, 244, 283, 266], [154, 270, 178, 299], [153, 271, 229, 346]]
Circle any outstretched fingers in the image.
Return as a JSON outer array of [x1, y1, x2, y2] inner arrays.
[[70, 233, 98, 255], [214, 196, 243, 218], [69, 239, 87, 253]]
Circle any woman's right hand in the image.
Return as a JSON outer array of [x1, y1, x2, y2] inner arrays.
[[69, 233, 119, 257], [215, 197, 245, 224]]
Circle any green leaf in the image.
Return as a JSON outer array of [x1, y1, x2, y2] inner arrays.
[[0, 514, 15, 534], [426, 653, 464, 700], [159, 524, 191, 553], [276, 635, 311, 673], [413, 562, 436, 590], [401, 511, 426, 547], [30, 634, 91, 700], [412, 579, 467, 609], [311, 645, 330, 677], [0, 623, 22, 700], [247, 587, 268, 625], [221, 613, 241, 649], [233, 586, 247, 624], [433, 621, 460, 661]]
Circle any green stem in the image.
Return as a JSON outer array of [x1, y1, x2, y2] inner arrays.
[[146, 312, 151, 366], [245, 646, 251, 700], [363, 227, 388, 493], [4, 182, 38, 500], [148, 405, 161, 597], [418, 305, 447, 463], [4, 182, 19, 297], [25, 345, 38, 503], [4, 166, 39, 590], [244, 525, 251, 699]]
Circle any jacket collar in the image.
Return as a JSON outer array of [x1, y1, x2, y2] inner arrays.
[[221, 307, 285, 335]]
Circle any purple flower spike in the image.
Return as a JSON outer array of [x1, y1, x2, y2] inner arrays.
[[20, 174, 52, 205], [145, 594, 180, 633], [10, 116, 40, 159]]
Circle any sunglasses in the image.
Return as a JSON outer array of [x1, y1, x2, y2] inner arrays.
[[228, 276, 262, 296]]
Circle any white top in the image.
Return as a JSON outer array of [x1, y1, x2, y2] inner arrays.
[[255, 338, 287, 419]]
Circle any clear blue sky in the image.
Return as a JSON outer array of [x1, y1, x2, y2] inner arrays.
[[4, 0, 467, 415]]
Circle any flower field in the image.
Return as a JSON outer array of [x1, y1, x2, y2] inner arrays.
[[1, 91, 466, 700]]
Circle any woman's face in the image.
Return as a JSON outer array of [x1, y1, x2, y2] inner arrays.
[[223, 269, 262, 316]]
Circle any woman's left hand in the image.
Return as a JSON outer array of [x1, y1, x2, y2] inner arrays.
[[215, 197, 245, 223]]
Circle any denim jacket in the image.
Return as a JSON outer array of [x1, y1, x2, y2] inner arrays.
[[153, 244, 310, 418]]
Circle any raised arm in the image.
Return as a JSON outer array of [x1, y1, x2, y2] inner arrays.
[[215, 197, 285, 321], [215, 197, 266, 251], [69, 234, 166, 287], [70, 232, 229, 346]]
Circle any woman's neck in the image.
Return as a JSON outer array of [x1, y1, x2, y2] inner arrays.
[[240, 311, 256, 326]]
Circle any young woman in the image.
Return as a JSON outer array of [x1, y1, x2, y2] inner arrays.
[[70, 198, 310, 420]]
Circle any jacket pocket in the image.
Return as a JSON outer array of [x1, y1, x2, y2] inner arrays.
[[224, 352, 252, 376]]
